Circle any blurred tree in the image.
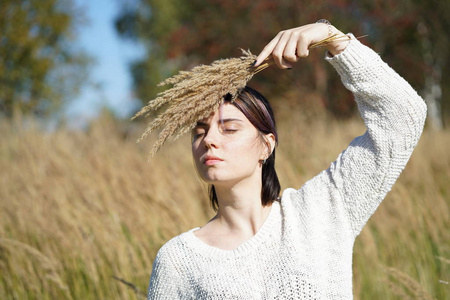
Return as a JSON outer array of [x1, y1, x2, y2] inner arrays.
[[115, 0, 449, 124], [115, 0, 356, 118], [0, 0, 90, 118], [346, 0, 450, 129]]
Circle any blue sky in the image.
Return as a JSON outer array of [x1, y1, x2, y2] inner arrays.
[[66, 0, 144, 126]]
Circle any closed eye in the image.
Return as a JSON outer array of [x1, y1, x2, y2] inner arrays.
[[194, 132, 205, 138], [219, 119, 242, 134], [222, 128, 238, 134], [192, 127, 206, 140]]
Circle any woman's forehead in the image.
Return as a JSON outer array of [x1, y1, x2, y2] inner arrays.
[[198, 103, 247, 124]]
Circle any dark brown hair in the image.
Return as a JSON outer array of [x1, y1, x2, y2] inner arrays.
[[209, 86, 280, 211]]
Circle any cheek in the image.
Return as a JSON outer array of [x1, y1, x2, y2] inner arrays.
[[225, 138, 262, 161], [191, 137, 204, 155], [191, 143, 198, 157], [191, 145, 203, 169]]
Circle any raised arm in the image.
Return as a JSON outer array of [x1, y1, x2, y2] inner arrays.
[[324, 36, 426, 236], [255, 22, 427, 236]]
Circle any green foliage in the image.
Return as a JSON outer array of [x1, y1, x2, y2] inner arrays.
[[115, 0, 346, 114], [115, 0, 450, 121], [0, 0, 90, 117]]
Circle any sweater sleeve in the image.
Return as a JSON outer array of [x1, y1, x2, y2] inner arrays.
[[323, 35, 427, 237], [147, 244, 184, 300]]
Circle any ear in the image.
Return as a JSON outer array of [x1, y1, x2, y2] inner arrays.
[[261, 133, 276, 160]]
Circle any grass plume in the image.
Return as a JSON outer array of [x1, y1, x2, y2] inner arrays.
[[383, 266, 436, 300], [132, 49, 269, 160]]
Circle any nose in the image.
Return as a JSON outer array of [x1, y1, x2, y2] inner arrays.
[[203, 127, 220, 149]]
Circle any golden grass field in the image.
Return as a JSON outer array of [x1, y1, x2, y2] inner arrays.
[[1, 108, 449, 299]]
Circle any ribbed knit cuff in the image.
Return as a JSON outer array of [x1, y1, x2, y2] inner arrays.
[[325, 33, 382, 78]]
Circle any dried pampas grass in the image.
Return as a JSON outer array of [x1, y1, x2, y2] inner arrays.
[[132, 49, 269, 160]]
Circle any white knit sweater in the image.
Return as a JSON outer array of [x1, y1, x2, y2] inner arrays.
[[147, 37, 427, 299]]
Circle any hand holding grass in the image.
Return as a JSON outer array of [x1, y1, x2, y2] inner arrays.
[[254, 22, 350, 69]]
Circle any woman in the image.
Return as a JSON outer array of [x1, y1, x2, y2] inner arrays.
[[147, 22, 427, 299]]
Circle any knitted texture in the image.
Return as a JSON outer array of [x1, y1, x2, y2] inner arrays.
[[147, 36, 427, 299]]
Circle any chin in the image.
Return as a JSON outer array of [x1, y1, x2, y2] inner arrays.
[[200, 174, 222, 184], [204, 175, 247, 188], [199, 171, 230, 184]]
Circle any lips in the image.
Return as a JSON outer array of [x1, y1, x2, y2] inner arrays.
[[203, 154, 223, 166]]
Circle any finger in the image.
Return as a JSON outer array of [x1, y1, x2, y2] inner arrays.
[[272, 31, 293, 69], [283, 31, 300, 63], [296, 35, 311, 58], [254, 32, 284, 66]]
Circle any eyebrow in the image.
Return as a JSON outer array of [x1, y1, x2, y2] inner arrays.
[[195, 118, 243, 127]]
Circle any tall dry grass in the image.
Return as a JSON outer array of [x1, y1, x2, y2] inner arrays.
[[0, 108, 449, 299]]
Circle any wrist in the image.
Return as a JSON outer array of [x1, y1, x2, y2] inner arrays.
[[326, 27, 350, 56], [315, 20, 350, 56]]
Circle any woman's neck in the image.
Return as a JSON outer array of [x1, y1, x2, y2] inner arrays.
[[213, 175, 270, 235], [193, 170, 273, 250]]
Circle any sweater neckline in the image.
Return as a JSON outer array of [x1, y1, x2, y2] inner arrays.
[[182, 200, 281, 258]]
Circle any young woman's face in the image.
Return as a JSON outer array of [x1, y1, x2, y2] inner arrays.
[[192, 103, 269, 186]]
